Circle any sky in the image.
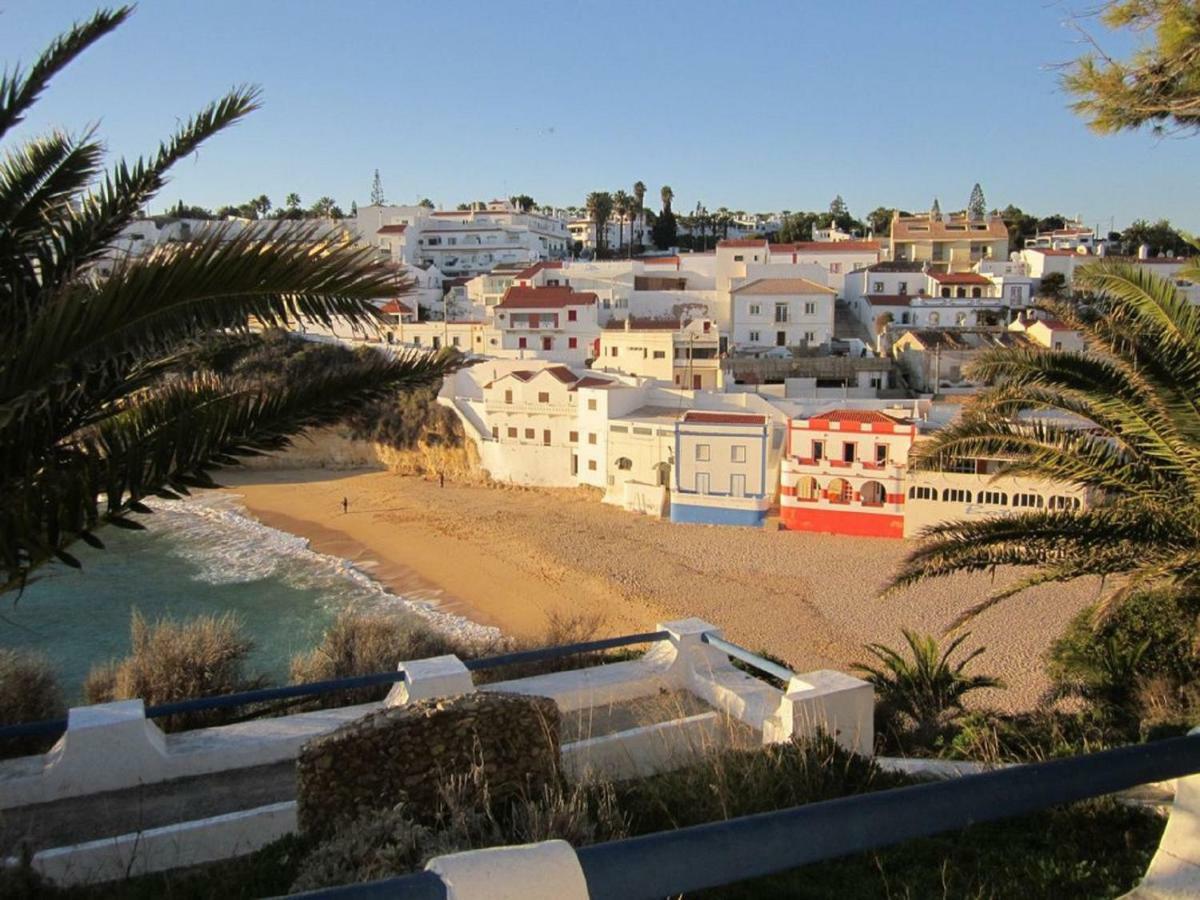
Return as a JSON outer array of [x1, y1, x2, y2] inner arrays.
[[3, 0, 1198, 231]]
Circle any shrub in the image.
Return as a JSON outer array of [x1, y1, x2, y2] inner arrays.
[[0, 649, 65, 759], [290, 611, 471, 708], [84, 611, 265, 731], [1047, 589, 1200, 727], [852, 630, 1002, 752]]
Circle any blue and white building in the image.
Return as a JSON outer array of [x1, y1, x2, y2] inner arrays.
[[671, 411, 780, 527]]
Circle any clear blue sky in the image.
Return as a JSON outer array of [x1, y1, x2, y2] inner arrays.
[[3, 1, 1197, 230]]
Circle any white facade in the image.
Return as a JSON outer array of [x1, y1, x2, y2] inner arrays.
[[730, 278, 836, 350]]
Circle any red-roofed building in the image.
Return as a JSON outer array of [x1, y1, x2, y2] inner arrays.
[[488, 285, 601, 363], [378, 298, 416, 324], [598, 316, 722, 389], [780, 409, 916, 538]]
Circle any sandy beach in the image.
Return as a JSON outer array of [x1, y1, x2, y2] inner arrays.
[[221, 467, 1104, 712]]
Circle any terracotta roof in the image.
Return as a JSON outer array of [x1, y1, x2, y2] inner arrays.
[[717, 239, 769, 249], [377, 224, 407, 235], [866, 294, 914, 307], [379, 299, 413, 314], [770, 241, 881, 253], [681, 411, 767, 426], [514, 260, 564, 280], [808, 409, 900, 425], [892, 214, 1009, 242], [484, 366, 587, 389], [927, 271, 991, 285], [732, 277, 835, 295], [496, 285, 598, 309], [895, 330, 971, 351]]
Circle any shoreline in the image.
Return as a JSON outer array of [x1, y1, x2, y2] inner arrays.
[[220, 466, 1104, 712]]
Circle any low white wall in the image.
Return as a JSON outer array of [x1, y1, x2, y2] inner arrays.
[[561, 712, 723, 782], [9, 801, 297, 887]]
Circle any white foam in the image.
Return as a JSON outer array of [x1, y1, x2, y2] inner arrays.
[[143, 493, 501, 646]]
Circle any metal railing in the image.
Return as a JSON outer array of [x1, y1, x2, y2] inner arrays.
[[294, 733, 1200, 899], [0, 631, 671, 744], [700, 633, 795, 685]]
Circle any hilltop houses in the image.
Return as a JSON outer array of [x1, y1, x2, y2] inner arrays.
[[488, 285, 600, 363]]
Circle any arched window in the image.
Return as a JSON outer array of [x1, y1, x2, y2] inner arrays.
[[615, 457, 633, 471], [827, 478, 852, 504], [860, 480, 886, 507], [794, 476, 820, 502], [928, 312, 940, 326]]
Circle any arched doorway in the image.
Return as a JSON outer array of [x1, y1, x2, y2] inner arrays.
[[827, 478, 852, 504], [793, 476, 820, 501], [860, 480, 886, 507]]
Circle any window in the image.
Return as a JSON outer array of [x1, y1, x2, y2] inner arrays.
[[941, 488, 972, 503], [980, 490, 1007, 505], [928, 312, 940, 326], [873, 281, 885, 292], [652, 350, 666, 359], [731, 445, 747, 463], [611, 346, 619, 357], [543, 429, 551, 446], [524, 428, 535, 440], [812, 440, 824, 460], [1012, 493, 1044, 508], [774, 303, 789, 323], [749, 304, 761, 316], [804, 331, 815, 343], [609, 425, 628, 433], [542, 336, 553, 350], [803, 302, 815, 315], [568, 309, 577, 321], [1048, 495, 1080, 510], [413, 336, 422, 347], [518, 337, 527, 349], [505, 390, 513, 404], [587, 399, 597, 411], [633, 426, 652, 435], [538, 392, 550, 404], [569, 431, 578, 443], [492, 426, 499, 440], [842, 442, 856, 463], [940, 287, 951, 298], [898, 281, 908, 294], [749, 330, 761, 342], [569, 337, 578, 349], [875, 444, 888, 465], [588, 460, 597, 471], [452, 336, 461, 347], [507, 427, 518, 438], [616, 457, 633, 470], [588, 433, 597, 445], [734, 254, 744, 262], [696, 444, 710, 462], [908, 485, 935, 500], [829, 262, 842, 274]]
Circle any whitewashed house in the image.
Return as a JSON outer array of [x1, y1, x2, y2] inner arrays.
[[729, 278, 836, 350]]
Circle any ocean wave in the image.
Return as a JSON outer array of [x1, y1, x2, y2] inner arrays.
[[145, 493, 501, 645]]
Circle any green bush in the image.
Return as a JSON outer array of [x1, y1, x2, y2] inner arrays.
[[84, 611, 265, 731], [1047, 589, 1200, 726], [0, 649, 65, 759]]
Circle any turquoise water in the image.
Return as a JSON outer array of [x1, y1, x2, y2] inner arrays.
[[0, 494, 493, 703]]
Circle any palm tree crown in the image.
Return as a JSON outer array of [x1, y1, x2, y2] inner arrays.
[[0, 8, 457, 592], [889, 258, 1200, 624]]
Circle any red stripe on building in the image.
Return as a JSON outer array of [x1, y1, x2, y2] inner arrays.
[[780, 506, 904, 539]]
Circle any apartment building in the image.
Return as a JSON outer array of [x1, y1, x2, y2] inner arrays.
[[890, 211, 1009, 272], [487, 285, 601, 363], [671, 411, 781, 527], [729, 278, 836, 349], [597, 316, 722, 389], [780, 409, 916, 538], [846, 261, 1012, 332], [603, 406, 683, 517]]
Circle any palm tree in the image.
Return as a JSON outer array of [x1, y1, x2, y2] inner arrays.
[[612, 190, 632, 256], [889, 259, 1200, 625], [585, 191, 613, 257], [0, 8, 458, 593], [632, 181, 646, 255], [660, 185, 674, 214], [853, 630, 1002, 744]]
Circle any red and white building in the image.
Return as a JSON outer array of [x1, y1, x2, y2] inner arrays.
[[780, 409, 916, 538]]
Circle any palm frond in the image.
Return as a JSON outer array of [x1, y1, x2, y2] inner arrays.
[[0, 7, 130, 140]]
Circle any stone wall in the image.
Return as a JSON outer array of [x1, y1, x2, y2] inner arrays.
[[296, 692, 560, 836]]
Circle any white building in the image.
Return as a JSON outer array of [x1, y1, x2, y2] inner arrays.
[[486, 285, 600, 363], [671, 411, 784, 527], [597, 316, 722, 390], [729, 278, 836, 350]]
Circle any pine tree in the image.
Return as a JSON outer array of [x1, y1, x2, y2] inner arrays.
[[829, 195, 848, 218], [968, 183, 987, 220], [370, 169, 385, 206], [931, 197, 941, 218]]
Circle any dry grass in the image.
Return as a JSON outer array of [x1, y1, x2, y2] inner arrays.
[[0, 649, 65, 759], [84, 610, 264, 731]]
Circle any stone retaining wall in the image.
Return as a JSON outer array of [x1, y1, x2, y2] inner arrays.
[[296, 692, 560, 836]]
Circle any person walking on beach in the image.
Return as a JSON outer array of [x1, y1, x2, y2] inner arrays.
[[439, 472, 445, 489], [341, 496, 348, 514]]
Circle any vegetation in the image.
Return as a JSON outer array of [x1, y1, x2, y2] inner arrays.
[[967, 182, 987, 219], [890, 259, 1200, 626], [0, 7, 459, 593], [585, 191, 614, 256], [1064, 0, 1200, 135], [853, 630, 1002, 750], [0, 649, 65, 758], [652, 185, 677, 249], [84, 611, 265, 731]]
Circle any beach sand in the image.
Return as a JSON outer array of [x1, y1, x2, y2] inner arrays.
[[221, 467, 1103, 712]]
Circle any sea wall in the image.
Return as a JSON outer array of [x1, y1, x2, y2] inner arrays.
[[295, 692, 561, 836]]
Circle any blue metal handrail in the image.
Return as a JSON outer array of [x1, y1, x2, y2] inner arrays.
[[701, 632, 795, 685], [292, 732, 1200, 900], [0, 630, 671, 742]]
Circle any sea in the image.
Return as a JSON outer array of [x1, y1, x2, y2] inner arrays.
[[0, 493, 497, 702]]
